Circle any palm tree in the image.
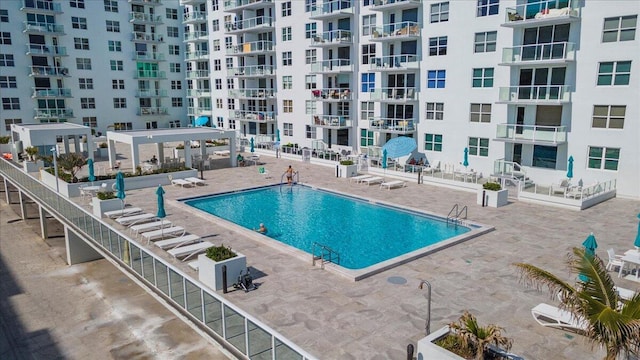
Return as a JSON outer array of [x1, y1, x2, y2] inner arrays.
[[449, 310, 512, 360], [514, 247, 640, 360], [56, 153, 86, 182]]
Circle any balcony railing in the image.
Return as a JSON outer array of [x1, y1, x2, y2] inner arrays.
[[312, 115, 351, 128], [129, 12, 163, 23], [504, 0, 579, 25], [136, 89, 167, 97], [29, 66, 69, 77], [227, 65, 275, 77], [225, 16, 273, 32], [226, 41, 274, 55], [371, 21, 419, 40], [309, 0, 354, 18], [310, 30, 353, 46], [499, 85, 571, 103], [228, 88, 276, 99], [131, 32, 164, 42], [187, 89, 211, 97], [134, 70, 166, 79], [370, 54, 420, 70], [34, 109, 74, 118], [184, 31, 208, 41], [187, 107, 212, 116], [129, 0, 162, 5], [138, 107, 169, 115], [185, 50, 210, 60], [133, 51, 165, 61], [370, 117, 415, 133], [229, 110, 276, 122], [23, 22, 65, 34], [186, 70, 210, 78], [311, 88, 353, 101], [183, 12, 207, 22], [20, 0, 62, 13], [223, 0, 273, 11], [26, 44, 67, 56], [310, 59, 353, 73], [370, 87, 418, 101], [32, 88, 71, 98], [370, 0, 421, 10], [495, 124, 567, 145], [501, 42, 575, 64]]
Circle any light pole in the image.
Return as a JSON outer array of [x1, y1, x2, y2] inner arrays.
[[50, 147, 59, 193], [418, 279, 432, 335]]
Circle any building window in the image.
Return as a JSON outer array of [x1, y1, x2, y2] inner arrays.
[[603, 15, 637, 42], [472, 68, 494, 88], [213, 39, 220, 51], [72, 16, 87, 29], [430, 2, 449, 23], [1, 98, 20, 110], [306, 125, 316, 139], [477, 0, 499, 17], [212, 19, 219, 32], [214, 59, 221, 71], [425, 102, 444, 120], [105, 20, 120, 33], [588, 146, 620, 170], [360, 129, 374, 146], [113, 122, 132, 130], [169, 45, 180, 55], [167, 26, 179, 38], [0, 76, 17, 88], [171, 80, 181, 90], [108, 40, 121, 52], [362, 44, 375, 64], [361, 101, 374, 120], [305, 100, 316, 114], [76, 58, 91, 70], [110, 60, 123, 71], [283, 100, 293, 113], [362, 14, 376, 36], [215, 78, 222, 90], [282, 2, 291, 17], [468, 137, 489, 157], [80, 97, 95, 109], [305, 75, 316, 90], [211, 0, 219, 11], [227, 79, 234, 89], [474, 31, 497, 53], [82, 117, 97, 128], [166, 8, 177, 19], [361, 73, 375, 92], [283, 123, 293, 136], [0, 32, 10, 45], [104, 0, 118, 12], [532, 145, 557, 168], [78, 78, 93, 90], [74, 38, 90, 50], [216, 99, 223, 109], [597, 61, 631, 86], [113, 98, 126, 108], [170, 63, 181, 73], [282, 27, 292, 41], [172, 98, 182, 107], [427, 70, 446, 88], [215, 117, 222, 128], [592, 105, 625, 129], [169, 120, 181, 128], [337, 102, 350, 117], [469, 103, 491, 122], [305, 49, 317, 64], [70, 0, 85, 9], [282, 75, 292, 90], [424, 133, 443, 152], [429, 36, 447, 56], [282, 52, 292, 66], [305, 0, 317, 13], [4, 118, 21, 131], [0, 10, 8, 23], [0, 54, 14, 67], [111, 79, 124, 89], [305, 23, 317, 39]]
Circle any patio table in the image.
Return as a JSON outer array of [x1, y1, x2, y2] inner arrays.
[[618, 251, 640, 280]]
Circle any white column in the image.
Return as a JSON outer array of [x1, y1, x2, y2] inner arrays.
[[108, 139, 118, 169], [130, 142, 140, 173], [157, 142, 164, 163], [229, 136, 237, 167], [184, 141, 192, 168], [39, 204, 48, 239]]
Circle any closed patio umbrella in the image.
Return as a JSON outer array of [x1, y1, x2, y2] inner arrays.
[[114, 171, 126, 211], [634, 213, 640, 249], [87, 158, 96, 184], [463, 148, 469, 169], [567, 156, 574, 179], [156, 185, 166, 238], [382, 148, 388, 176], [582, 232, 598, 257], [250, 137, 255, 153]]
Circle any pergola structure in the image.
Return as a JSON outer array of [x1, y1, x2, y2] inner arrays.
[[11, 123, 93, 160], [106, 127, 237, 172]]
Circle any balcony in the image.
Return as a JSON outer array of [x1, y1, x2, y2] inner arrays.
[[310, 30, 353, 47], [28, 66, 69, 77], [183, 11, 207, 23], [133, 51, 165, 61], [226, 41, 274, 56], [184, 31, 208, 42], [228, 88, 276, 99], [369, 117, 415, 134], [34, 109, 74, 119], [20, 0, 62, 13], [185, 50, 209, 60], [23, 22, 65, 35], [369, 54, 420, 71], [135, 89, 168, 97], [369, 87, 418, 102], [186, 70, 210, 79], [223, 0, 273, 12], [129, 12, 163, 24], [137, 107, 169, 116], [229, 110, 276, 122], [495, 124, 567, 145], [310, 59, 353, 74], [134, 70, 166, 79], [225, 16, 274, 34], [311, 88, 353, 101], [26, 44, 67, 56], [503, 0, 580, 28], [32, 88, 71, 98], [498, 85, 572, 104], [370, 0, 421, 11], [370, 21, 419, 41], [131, 32, 164, 43], [129, 0, 162, 6], [187, 89, 211, 97], [309, 0, 354, 20], [311, 115, 352, 129], [501, 42, 575, 65], [227, 65, 275, 77], [187, 107, 212, 116]]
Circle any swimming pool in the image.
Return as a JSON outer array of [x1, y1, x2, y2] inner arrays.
[[183, 185, 482, 273]]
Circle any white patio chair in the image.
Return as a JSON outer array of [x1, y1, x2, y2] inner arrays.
[[606, 248, 625, 271]]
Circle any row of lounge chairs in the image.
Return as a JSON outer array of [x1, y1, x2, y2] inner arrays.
[[349, 174, 407, 190], [168, 175, 206, 188]]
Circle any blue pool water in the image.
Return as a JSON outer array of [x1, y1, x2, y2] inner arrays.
[[184, 186, 470, 270]]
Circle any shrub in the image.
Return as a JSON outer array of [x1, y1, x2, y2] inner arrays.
[[483, 182, 502, 191], [24, 146, 39, 161], [206, 244, 237, 262], [339, 160, 354, 166], [96, 191, 116, 200], [99, 142, 108, 148], [0, 136, 10, 144], [176, 144, 185, 149]]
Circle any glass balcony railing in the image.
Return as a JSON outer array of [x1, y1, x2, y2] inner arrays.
[[495, 124, 567, 144], [227, 65, 275, 77], [228, 88, 276, 98], [183, 12, 207, 22], [311, 115, 351, 128], [187, 107, 212, 116], [184, 50, 210, 60], [309, 0, 354, 18], [21, 0, 62, 13], [134, 70, 166, 79], [184, 31, 208, 41], [186, 70, 210, 78], [371, 21, 419, 40], [133, 51, 165, 61], [370, 54, 420, 70], [499, 85, 572, 103], [225, 16, 273, 32], [135, 89, 167, 97], [370, 87, 418, 101], [310, 30, 353, 45], [34, 109, 74, 118], [223, 0, 273, 11], [26, 44, 67, 56], [370, 0, 421, 10], [138, 107, 168, 115], [32, 88, 71, 98], [131, 32, 164, 42], [129, 12, 163, 23], [369, 117, 415, 133], [29, 66, 69, 77], [226, 41, 274, 55], [187, 89, 211, 97], [504, 0, 579, 24], [23, 22, 65, 34], [229, 110, 276, 122], [502, 42, 575, 64], [310, 59, 353, 73], [311, 88, 353, 100], [129, 0, 162, 5]]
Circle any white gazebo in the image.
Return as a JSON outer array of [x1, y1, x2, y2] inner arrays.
[[11, 123, 94, 160], [106, 127, 237, 172]]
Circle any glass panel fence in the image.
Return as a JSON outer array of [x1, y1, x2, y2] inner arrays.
[[204, 292, 224, 335], [248, 320, 273, 360], [169, 269, 185, 307], [155, 263, 169, 296], [224, 304, 247, 353], [185, 280, 203, 321], [131, 244, 143, 275], [142, 253, 155, 284], [275, 338, 304, 360]]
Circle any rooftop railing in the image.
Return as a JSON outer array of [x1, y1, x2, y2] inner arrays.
[[499, 85, 572, 103], [501, 42, 575, 64], [495, 124, 567, 144]]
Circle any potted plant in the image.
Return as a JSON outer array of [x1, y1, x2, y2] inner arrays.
[[338, 159, 358, 178], [477, 182, 508, 208], [96, 142, 108, 158], [23, 146, 44, 172], [92, 190, 121, 218], [198, 244, 246, 291]]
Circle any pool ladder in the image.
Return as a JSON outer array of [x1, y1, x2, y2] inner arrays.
[[312, 242, 340, 269], [446, 204, 467, 227], [280, 171, 300, 187]]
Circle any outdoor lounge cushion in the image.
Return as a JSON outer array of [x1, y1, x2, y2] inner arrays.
[[104, 207, 143, 219], [350, 174, 373, 183], [362, 176, 384, 185], [130, 220, 172, 236], [531, 303, 588, 332], [141, 226, 185, 242], [380, 180, 406, 190], [167, 241, 213, 261], [154, 234, 202, 250], [185, 177, 205, 186], [115, 213, 155, 226]]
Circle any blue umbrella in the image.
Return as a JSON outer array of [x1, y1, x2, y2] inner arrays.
[[276, 129, 281, 142], [634, 213, 640, 249], [114, 171, 126, 210], [463, 148, 469, 168], [194, 116, 209, 127], [156, 185, 166, 219], [567, 156, 574, 179], [382, 136, 417, 159], [87, 158, 96, 184], [582, 232, 598, 257], [250, 137, 255, 153]]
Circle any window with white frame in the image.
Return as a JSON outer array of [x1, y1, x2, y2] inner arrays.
[[0, 10, 7, 23], [214, 59, 221, 71], [477, 0, 499, 17], [82, 117, 97, 128], [361, 73, 375, 92], [283, 123, 293, 136], [305, 75, 316, 89], [305, 0, 316, 13], [283, 100, 293, 113], [306, 125, 316, 139], [104, 0, 118, 12], [111, 79, 124, 89], [361, 101, 374, 120], [216, 99, 223, 109], [106, 20, 120, 32], [229, 119, 236, 129], [424, 133, 443, 152], [472, 68, 494, 88], [225, 58, 233, 68], [4, 118, 22, 131], [212, 19, 219, 32], [169, 45, 180, 55], [70, 0, 85, 9], [0, 32, 10, 45], [113, 122, 132, 130], [360, 129, 374, 146], [282, 52, 292, 66], [474, 31, 497, 53], [211, 0, 219, 11], [76, 58, 91, 70], [282, 75, 292, 89], [74, 38, 90, 50], [0, 76, 16, 88], [172, 97, 182, 107], [588, 146, 620, 170], [113, 98, 126, 108], [592, 105, 625, 129], [602, 15, 637, 42], [216, 117, 224, 128], [470, 103, 491, 122], [468, 137, 489, 156], [110, 60, 123, 71], [169, 120, 181, 128], [282, 1, 291, 17], [166, 8, 177, 19], [362, 44, 375, 64], [427, 70, 445, 88], [227, 79, 234, 89], [337, 102, 350, 117], [425, 102, 444, 120], [170, 63, 181, 73], [362, 15, 376, 36], [108, 40, 121, 52], [305, 23, 317, 39], [282, 27, 292, 41], [72, 17, 87, 29], [306, 49, 316, 64], [213, 39, 220, 51], [597, 61, 631, 86], [227, 98, 235, 110], [145, 121, 157, 129], [167, 26, 179, 38], [0, 54, 14, 66], [429, 36, 447, 56], [430, 2, 449, 23], [215, 78, 222, 90], [80, 97, 95, 109], [305, 100, 316, 114], [171, 80, 181, 90]]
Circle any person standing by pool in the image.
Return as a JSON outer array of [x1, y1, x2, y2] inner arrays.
[[285, 165, 295, 185]]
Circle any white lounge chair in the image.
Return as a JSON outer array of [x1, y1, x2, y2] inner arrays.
[[115, 213, 155, 226], [168, 175, 191, 188], [185, 177, 205, 186], [380, 180, 406, 190], [154, 234, 201, 250], [423, 161, 440, 174], [531, 303, 588, 332], [130, 220, 172, 237], [607, 248, 625, 271], [362, 176, 384, 185], [167, 241, 214, 261], [349, 174, 373, 183], [104, 207, 143, 219], [141, 226, 185, 243]]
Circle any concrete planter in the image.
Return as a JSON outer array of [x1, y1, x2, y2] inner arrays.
[[337, 164, 358, 178], [477, 188, 509, 208], [96, 147, 109, 158], [417, 327, 466, 360], [92, 197, 123, 218], [23, 160, 44, 173], [198, 252, 246, 291]]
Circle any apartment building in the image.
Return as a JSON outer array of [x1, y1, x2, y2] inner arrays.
[[1, 0, 638, 198]]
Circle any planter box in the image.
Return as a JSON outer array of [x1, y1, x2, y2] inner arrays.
[[23, 160, 44, 173], [92, 197, 123, 218], [477, 188, 509, 208], [417, 326, 520, 360], [338, 164, 358, 178], [198, 252, 246, 291], [96, 147, 109, 158]]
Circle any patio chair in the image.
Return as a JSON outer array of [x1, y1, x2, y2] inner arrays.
[[258, 166, 271, 179], [185, 177, 205, 186], [380, 180, 406, 190], [104, 207, 143, 219], [531, 303, 588, 332], [349, 174, 373, 183], [141, 226, 185, 243], [423, 160, 440, 174], [168, 174, 191, 188], [154, 234, 202, 250], [115, 213, 155, 226], [362, 176, 384, 185], [166, 241, 214, 261], [606, 248, 625, 271], [130, 220, 172, 237], [551, 179, 570, 195]]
